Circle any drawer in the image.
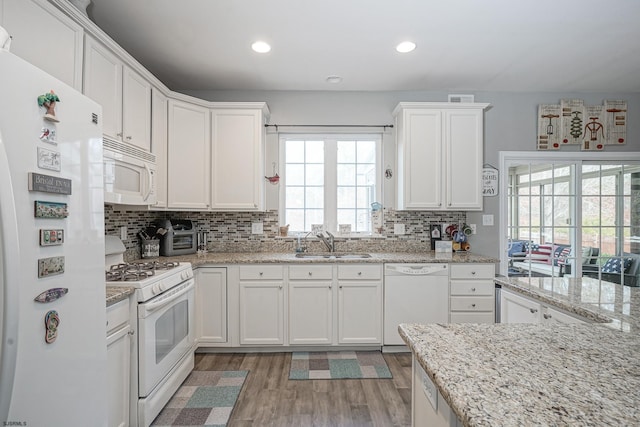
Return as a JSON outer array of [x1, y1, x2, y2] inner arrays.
[[450, 312, 495, 324], [450, 296, 494, 312], [450, 280, 494, 296], [106, 298, 130, 335], [450, 263, 494, 279], [337, 264, 382, 280], [289, 265, 333, 280], [239, 265, 284, 280]]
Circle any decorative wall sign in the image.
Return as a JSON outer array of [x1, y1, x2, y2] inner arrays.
[[38, 256, 65, 278], [39, 127, 57, 144], [40, 229, 64, 246], [34, 288, 68, 303], [37, 147, 61, 171], [538, 99, 627, 151], [28, 172, 72, 195], [34, 201, 68, 218], [482, 166, 499, 196]]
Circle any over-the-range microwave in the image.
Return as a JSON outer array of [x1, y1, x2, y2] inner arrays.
[[103, 138, 157, 205]]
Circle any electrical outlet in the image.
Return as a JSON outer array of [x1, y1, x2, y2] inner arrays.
[[120, 226, 127, 240], [469, 224, 477, 234], [394, 224, 405, 235], [251, 222, 263, 234]]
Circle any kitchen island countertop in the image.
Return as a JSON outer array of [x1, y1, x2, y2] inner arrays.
[[400, 276, 640, 426]]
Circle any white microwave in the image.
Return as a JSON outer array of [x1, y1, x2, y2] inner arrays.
[[103, 138, 157, 205]]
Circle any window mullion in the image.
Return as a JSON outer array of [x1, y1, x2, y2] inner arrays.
[[325, 139, 338, 232]]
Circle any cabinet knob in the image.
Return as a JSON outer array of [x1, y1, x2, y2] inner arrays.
[[471, 287, 476, 292], [358, 272, 362, 276], [126, 135, 132, 140], [128, 330, 135, 336], [308, 272, 313, 276], [259, 272, 263, 276], [543, 313, 551, 319], [530, 308, 538, 314], [471, 271, 476, 276], [116, 132, 123, 137], [471, 303, 476, 308], [279, 284, 282, 289]]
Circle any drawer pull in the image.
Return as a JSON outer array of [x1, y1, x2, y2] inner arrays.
[[543, 313, 552, 319], [471, 303, 476, 308], [471, 271, 476, 276], [308, 271, 313, 276], [358, 272, 362, 276], [259, 272, 264, 276], [530, 308, 538, 314]]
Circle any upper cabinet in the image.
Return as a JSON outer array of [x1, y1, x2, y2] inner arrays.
[[167, 99, 211, 210], [1, 0, 84, 90], [211, 105, 269, 211], [84, 36, 151, 152], [394, 102, 490, 211], [151, 89, 168, 208]]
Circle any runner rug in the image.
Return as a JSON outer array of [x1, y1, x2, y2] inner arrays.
[[150, 370, 248, 427], [289, 350, 392, 379]]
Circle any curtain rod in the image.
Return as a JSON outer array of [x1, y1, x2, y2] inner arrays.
[[265, 124, 394, 131]]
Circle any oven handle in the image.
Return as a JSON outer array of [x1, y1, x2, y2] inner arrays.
[[143, 279, 194, 314]]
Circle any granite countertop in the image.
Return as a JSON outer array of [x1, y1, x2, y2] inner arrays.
[[136, 251, 498, 266], [106, 285, 135, 307], [400, 276, 640, 426]]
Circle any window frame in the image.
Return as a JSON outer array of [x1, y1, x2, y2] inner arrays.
[[499, 151, 640, 278], [279, 133, 383, 235]]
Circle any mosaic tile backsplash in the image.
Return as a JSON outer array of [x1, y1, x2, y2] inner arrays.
[[104, 205, 467, 261]]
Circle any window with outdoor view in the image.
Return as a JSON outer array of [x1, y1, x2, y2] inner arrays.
[[281, 134, 381, 235], [503, 155, 640, 287]]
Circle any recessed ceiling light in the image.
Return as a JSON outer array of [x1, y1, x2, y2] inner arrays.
[[251, 41, 271, 53], [396, 41, 416, 53], [326, 75, 343, 84]]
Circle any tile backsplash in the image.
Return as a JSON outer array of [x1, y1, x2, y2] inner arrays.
[[104, 205, 466, 261]]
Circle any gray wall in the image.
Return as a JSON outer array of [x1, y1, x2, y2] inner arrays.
[[183, 89, 640, 259]]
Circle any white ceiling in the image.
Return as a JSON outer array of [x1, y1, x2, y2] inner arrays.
[[87, 0, 640, 93]]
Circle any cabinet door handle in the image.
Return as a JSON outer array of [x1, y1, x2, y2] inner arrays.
[[530, 308, 538, 314]]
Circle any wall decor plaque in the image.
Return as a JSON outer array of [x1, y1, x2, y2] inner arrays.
[[28, 172, 71, 195], [37, 147, 61, 172], [34, 201, 68, 218], [38, 256, 65, 278], [40, 229, 64, 246]]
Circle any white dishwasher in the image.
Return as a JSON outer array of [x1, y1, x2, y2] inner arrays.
[[384, 264, 449, 346]]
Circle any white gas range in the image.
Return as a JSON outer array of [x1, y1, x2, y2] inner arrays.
[[105, 236, 195, 427]]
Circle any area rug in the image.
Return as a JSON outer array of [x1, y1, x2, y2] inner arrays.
[[151, 370, 248, 427], [289, 351, 392, 379]]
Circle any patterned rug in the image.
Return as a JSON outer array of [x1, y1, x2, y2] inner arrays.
[[289, 351, 392, 379], [151, 370, 248, 427]]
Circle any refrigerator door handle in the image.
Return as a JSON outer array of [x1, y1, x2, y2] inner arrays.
[[0, 129, 21, 421]]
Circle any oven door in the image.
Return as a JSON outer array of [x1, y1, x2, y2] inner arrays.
[[138, 278, 195, 397]]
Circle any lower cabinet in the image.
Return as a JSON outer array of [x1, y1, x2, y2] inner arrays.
[[288, 265, 334, 345], [106, 298, 133, 427], [195, 267, 227, 344], [500, 288, 586, 324], [238, 265, 285, 345], [449, 263, 495, 323], [412, 356, 461, 427], [337, 265, 383, 344]]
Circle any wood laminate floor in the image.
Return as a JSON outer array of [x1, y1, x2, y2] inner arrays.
[[194, 352, 413, 427]]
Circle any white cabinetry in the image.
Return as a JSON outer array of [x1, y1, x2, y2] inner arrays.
[[500, 288, 586, 324], [84, 36, 151, 151], [449, 264, 495, 323], [196, 268, 227, 344], [238, 265, 285, 345], [412, 356, 461, 427], [1, 0, 84, 90], [288, 265, 333, 345], [106, 298, 133, 427], [337, 264, 383, 344], [394, 102, 490, 210], [167, 99, 211, 209], [151, 89, 168, 208], [210, 105, 269, 210]]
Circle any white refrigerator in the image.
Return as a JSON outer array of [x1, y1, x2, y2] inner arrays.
[[0, 50, 108, 425]]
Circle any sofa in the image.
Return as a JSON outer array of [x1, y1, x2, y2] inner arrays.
[[510, 241, 599, 277], [579, 252, 640, 287]]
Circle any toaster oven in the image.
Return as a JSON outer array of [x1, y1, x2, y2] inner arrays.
[[153, 219, 197, 256]]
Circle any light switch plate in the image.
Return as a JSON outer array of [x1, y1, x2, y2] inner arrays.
[[394, 224, 405, 235], [251, 222, 263, 234], [120, 226, 127, 240], [482, 215, 494, 226]]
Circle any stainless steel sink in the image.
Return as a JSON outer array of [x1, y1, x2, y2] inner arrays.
[[294, 252, 372, 259]]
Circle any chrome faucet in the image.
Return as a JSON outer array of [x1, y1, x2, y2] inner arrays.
[[316, 231, 336, 252]]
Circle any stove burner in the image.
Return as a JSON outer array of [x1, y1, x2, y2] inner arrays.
[[105, 261, 180, 282]]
